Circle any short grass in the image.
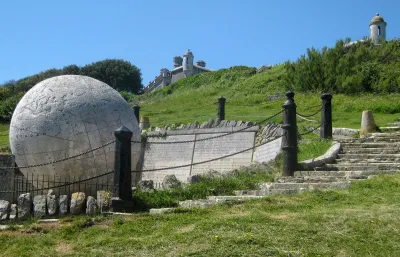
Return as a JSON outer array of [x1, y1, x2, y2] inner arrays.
[[0, 124, 10, 153], [1, 174, 400, 256]]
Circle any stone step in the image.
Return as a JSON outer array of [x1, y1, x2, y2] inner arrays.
[[341, 148, 400, 154], [380, 127, 400, 133], [315, 164, 399, 171], [274, 176, 348, 183], [207, 195, 265, 201], [387, 122, 400, 126], [341, 142, 400, 148], [334, 158, 400, 164], [295, 170, 398, 178], [338, 153, 400, 160], [259, 181, 351, 191]]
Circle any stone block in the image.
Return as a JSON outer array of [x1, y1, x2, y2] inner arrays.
[[0, 200, 10, 220], [70, 192, 86, 215], [18, 193, 32, 220], [9, 204, 17, 220], [97, 191, 112, 212], [33, 195, 47, 218], [86, 196, 98, 215], [59, 195, 69, 216], [47, 194, 57, 216], [162, 175, 181, 190], [138, 180, 154, 192]]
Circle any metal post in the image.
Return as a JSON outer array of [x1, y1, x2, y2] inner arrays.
[[282, 91, 298, 176], [320, 93, 333, 139], [217, 96, 226, 121], [133, 104, 140, 123], [112, 126, 134, 212]]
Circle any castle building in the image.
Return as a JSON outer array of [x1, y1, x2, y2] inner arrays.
[[144, 50, 211, 93], [345, 13, 387, 47]]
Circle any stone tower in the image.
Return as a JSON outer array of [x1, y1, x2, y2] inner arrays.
[[370, 13, 387, 45], [183, 49, 194, 77]]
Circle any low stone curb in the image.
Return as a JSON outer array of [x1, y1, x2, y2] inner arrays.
[[298, 142, 341, 170]]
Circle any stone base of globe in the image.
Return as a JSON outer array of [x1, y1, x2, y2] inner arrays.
[[9, 75, 141, 192]]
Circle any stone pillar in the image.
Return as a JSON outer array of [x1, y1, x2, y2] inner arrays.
[[112, 126, 134, 212], [133, 104, 140, 123], [360, 110, 376, 136], [282, 91, 298, 177], [320, 93, 333, 139], [217, 96, 226, 121]]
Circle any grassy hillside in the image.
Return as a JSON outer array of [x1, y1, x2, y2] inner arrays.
[[133, 65, 400, 129], [2, 173, 400, 256]]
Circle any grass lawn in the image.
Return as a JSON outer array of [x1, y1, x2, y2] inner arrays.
[[1, 173, 400, 256]]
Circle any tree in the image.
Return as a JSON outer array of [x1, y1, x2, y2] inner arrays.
[[80, 59, 142, 93]]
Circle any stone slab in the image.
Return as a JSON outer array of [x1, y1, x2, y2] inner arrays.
[[190, 132, 256, 176], [142, 135, 195, 183], [253, 137, 282, 163]]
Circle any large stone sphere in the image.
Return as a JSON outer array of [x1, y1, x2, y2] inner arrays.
[[10, 75, 140, 180]]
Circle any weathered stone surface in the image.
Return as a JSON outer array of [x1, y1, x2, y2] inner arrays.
[[0, 200, 10, 220], [59, 195, 69, 216], [149, 208, 175, 214], [187, 174, 203, 184], [9, 204, 17, 220], [18, 193, 32, 220], [47, 194, 57, 216], [179, 199, 220, 208], [86, 196, 98, 215], [162, 175, 181, 190], [138, 180, 154, 192], [97, 191, 112, 212], [70, 192, 86, 215], [9, 75, 141, 187], [253, 137, 282, 163], [33, 195, 47, 218]]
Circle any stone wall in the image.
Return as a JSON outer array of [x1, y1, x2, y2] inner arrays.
[[141, 120, 283, 184]]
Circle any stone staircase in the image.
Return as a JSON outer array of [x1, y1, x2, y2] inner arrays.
[[151, 129, 400, 213]]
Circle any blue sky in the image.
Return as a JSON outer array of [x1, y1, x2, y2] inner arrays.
[[1, 0, 399, 87]]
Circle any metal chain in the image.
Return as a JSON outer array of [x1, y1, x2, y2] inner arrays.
[[134, 134, 283, 173], [296, 106, 323, 118], [0, 171, 113, 194], [298, 122, 324, 136], [140, 109, 283, 145], [0, 140, 115, 169]]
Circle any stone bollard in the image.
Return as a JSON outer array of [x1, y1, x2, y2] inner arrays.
[[59, 195, 69, 216], [320, 93, 333, 139], [33, 195, 47, 218], [0, 200, 10, 220], [112, 126, 134, 212], [70, 192, 86, 215], [133, 104, 140, 123], [360, 110, 377, 136], [282, 91, 298, 176], [139, 117, 150, 130], [217, 96, 226, 121]]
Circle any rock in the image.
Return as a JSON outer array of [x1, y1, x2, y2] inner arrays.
[[18, 193, 32, 220], [228, 121, 237, 127], [236, 121, 243, 127], [207, 118, 215, 128], [162, 175, 181, 190], [86, 196, 98, 215], [9, 204, 17, 220], [203, 170, 223, 180], [47, 189, 54, 196], [187, 174, 203, 184], [200, 121, 208, 129], [33, 195, 47, 218], [59, 195, 69, 216], [138, 180, 154, 192], [0, 200, 10, 220], [47, 194, 57, 216], [70, 192, 86, 215], [97, 191, 112, 212]]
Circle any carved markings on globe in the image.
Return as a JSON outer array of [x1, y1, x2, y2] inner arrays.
[[10, 75, 140, 179]]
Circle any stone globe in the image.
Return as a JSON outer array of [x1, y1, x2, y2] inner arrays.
[[9, 75, 141, 183]]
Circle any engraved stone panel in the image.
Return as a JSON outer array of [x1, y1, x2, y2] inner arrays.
[[142, 135, 195, 184], [253, 137, 282, 163], [190, 132, 255, 175]]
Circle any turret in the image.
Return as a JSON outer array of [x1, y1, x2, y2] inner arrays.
[[196, 60, 206, 67], [370, 13, 387, 45], [183, 49, 194, 77], [173, 56, 183, 68]]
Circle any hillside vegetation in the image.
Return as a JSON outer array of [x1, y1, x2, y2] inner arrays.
[[133, 39, 400, 128]]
